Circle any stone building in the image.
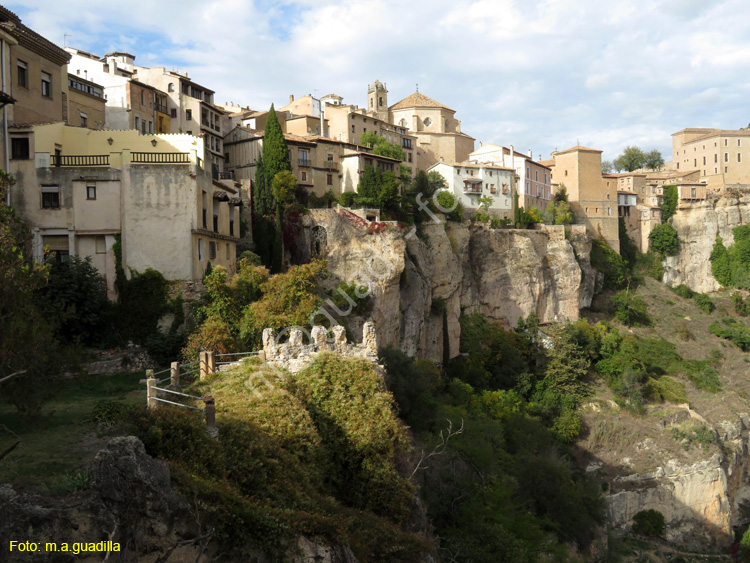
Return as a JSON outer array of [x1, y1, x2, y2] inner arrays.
[[67, 74, 105, 130], [429, 160, 515, 219], [8, 123, 239, 297], [386, 90, 475, 170], [545, 145, 619, 252], [671, 127, 750, 190], [469, 143, 552, 211]]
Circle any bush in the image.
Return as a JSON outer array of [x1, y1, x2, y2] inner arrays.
[[338, 191, 358, 207], [670, 284, 695, 299], [660, 185, 678, 222], [694, 293, 715, 314], [643, 377, 687, 404], [330, 282, 371, 316], [632, 509, 665, 537], [473, 211, 490, 224], [591, 237, 629, 290], [436, 191, 463, 221], [611, 290, 650, 326], [733, 292, 750, 316], [710, 234, 732, 286], [637, 251, 664, 281], [710, 319, 750, 351], [649, 223, 679, 255]]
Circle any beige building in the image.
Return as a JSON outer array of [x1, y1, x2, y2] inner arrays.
[[429, 161, 515, 219], [67, 74, 105, 129], [8, 123, 239, 296], [223, 125, 403, 199], [613, 178, 662, 253], [387, 91, 475, 171], [671, 127, 750, 190], [546, 145, 619, 252], [469, 143, 552, 211]]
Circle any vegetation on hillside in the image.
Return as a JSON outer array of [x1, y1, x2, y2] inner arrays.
[[710, 226, 750, 289]]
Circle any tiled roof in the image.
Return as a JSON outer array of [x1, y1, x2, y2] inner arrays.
[[0, 8, 70, 67], [554, 145, 602, 154], [389, 92, 454, 112]]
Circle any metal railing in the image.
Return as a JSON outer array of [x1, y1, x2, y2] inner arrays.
[[52, 154, 109, 167], [215, 351, 259, 366], [132, 152, 190, 164], [299, 158, 311, 167], [144, 366, 217, 437]]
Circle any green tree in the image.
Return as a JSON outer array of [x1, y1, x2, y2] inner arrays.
[[618, 217, 638, 266], [535, 325, 591, 409], [644, 149, 664, 171], [553, 184, 569, 203], [0, 171, 60, 416], [710, 234, 732, 286], [360, 131, 405, 161], [427, 170, 447, 197], [660, 185, 678, 222], [34, 256, 110, 346], [546, 200, 574, 225], [478, 194, 494, 212], [613, 146, 647, 172], [357, 164, 379, 203], [649, 223, 679, 255], [271, 170, 298, 210], [601, 160, 613, 174]]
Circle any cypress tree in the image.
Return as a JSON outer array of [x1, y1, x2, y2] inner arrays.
[[710, 234, 732, 287], [262, 105, 292, 202]]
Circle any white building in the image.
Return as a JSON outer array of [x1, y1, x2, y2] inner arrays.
[[429, 161, 515, 218], [469, 143, 552, 211]]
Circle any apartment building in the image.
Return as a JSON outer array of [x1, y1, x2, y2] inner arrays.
[[469, 143, 552, 211], [67, 74, 105, 129], [671, 127, 750, 190], [429, 161, 515, 219], [223, 125, 403, 198], [134, 65, 225, 178], [546, 145, 619, 252], [8, 123, 238, 294]]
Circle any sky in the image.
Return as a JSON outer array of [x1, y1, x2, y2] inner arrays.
[[7, 0, 750, 163]]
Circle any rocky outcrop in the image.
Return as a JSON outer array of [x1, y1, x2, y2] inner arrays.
[[602, 411, 750, 546], [664, 191, 750, 293], [306, 210, 595, 362]]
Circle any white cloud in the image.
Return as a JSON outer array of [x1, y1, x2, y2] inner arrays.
[[6, 0, 750, 162]]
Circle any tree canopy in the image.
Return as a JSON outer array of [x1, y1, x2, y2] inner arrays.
[[360, 131, 406, 161], [613, 147, 664, 172]]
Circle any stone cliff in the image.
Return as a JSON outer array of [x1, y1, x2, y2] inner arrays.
[[664, 191, 750, 293], [305, 209, 596, 362]]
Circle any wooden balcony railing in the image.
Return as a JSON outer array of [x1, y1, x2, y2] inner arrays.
[[132, 152, 190, 164], [52, 154, 109, 167]]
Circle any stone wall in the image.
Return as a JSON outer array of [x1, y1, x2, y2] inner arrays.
[[262, 321, 378, 373]]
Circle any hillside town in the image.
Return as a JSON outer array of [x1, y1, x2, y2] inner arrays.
[[2, 4, 749, 288]]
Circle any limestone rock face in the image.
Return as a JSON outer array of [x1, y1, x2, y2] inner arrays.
[[306, 211, 594, 362], [602, 413, 750, 546], [664, 193, 750, 293]]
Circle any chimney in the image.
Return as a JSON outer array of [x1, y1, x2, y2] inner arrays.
[[528, 149, 532, 158], [289, 94, 294, 103]]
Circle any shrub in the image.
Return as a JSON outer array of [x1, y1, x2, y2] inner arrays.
[[591, 237, 628, 290], [338, 191, 358, 207], [733, 292, 750, 316], [693, 293, 715, 314], [670, 284, 695, 299], [632, 509, 665, 537], [436, 191, 463, 221], [710, 234, 732, 286], [473, 210, 490, 224], [611, 290, 650, 326], [741, 525, 750, 563], [643, 377, 687, 404], [649, 223, 679, 256], [710, 319, 750, 351], [330, 282, 371, 316], [660, 185, 678, 222], [675, 320, 694, 341], [637, 251, 664, 281]]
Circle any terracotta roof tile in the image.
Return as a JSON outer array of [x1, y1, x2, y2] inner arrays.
[[389, 92, 454, 112]]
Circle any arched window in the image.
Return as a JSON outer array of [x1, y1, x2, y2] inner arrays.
[[399, 119, 407, 127], [168, 83, 174, 92]]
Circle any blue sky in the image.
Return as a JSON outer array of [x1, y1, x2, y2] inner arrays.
[[8, 0, 750, 163]]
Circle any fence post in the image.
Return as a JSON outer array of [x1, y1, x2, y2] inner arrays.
[[207, 351, 216, 375], [146, 370, 157, 409], [204, 395, 218, 438], [200, 351, 208, 380], [170, 361, 180, 388]]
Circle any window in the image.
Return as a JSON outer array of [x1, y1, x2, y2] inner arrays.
[[607, 208, 611, 216], [564, 170, 568, 176], [301, 171, 307, 181], [408, 152, 412, 162], [141, 120, 146, 135], [149, 121, 153, 134], [725, 153, 728, 162], [739, 153, 742, 163], [327, 173, 333, 185], [423, 117, 431, 127], [202, 191, 208, 228], [198, 239, 204, 261], [715, 154, 718, 163], [17, 60, 27, 88], [186, 109, 192, 121], [170, 108, 177, 118], [703, 156, 706, 165], [43, 235, 69, 263], [739, 139, 742, 146], [209, 241, 217, 260], [80, 112, 88, 127], [11, 137, 29, 160], [226, 243, 230, 260], [725, 139, 728, 146], [141, 90, 145, 105], [351, 124, 355, 133], [86, 184, 96, 200], [168, 83, 174, 92], [41, 71, 51, 97], [379, 96, 383, 107], [95, 236, 106, 254], [41, 185, 60, 209], [135, 116, 140, 130]]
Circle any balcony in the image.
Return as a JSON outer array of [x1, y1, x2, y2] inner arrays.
[[219, 170, 235, 180], [132, 152, 190, 164], [324, 159, 338, 170], [463, 179, 483, 194], [52, 154, 109, 167], [155, 103, 168, 114], [299, 158, 311, 167]]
